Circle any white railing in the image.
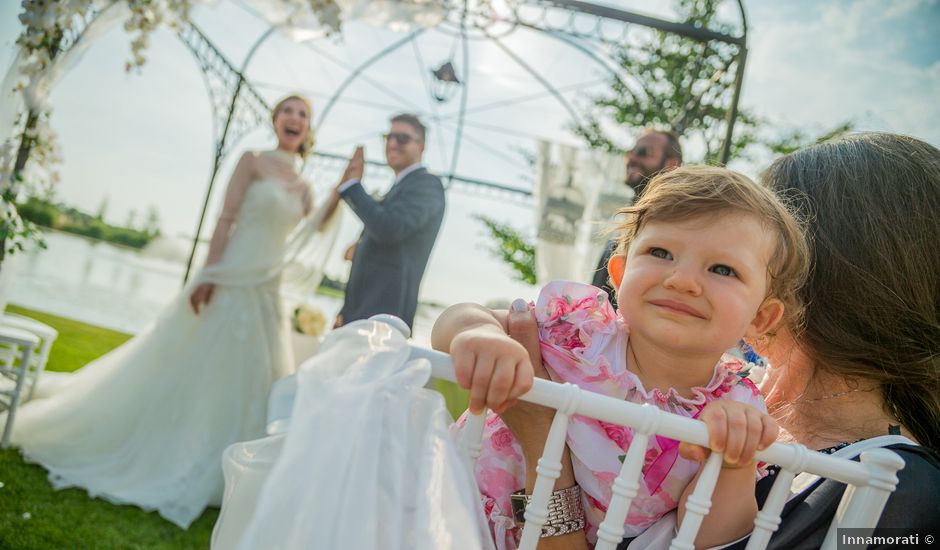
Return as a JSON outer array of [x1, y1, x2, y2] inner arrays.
[[0, 325, 39, 448], [406, 337, 905, 550], [259, 316, 906, 550]]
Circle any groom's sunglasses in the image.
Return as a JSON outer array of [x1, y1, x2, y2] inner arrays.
[[383, 132, 420, 145]]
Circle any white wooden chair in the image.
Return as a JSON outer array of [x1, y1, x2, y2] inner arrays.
[[0, 325, 40, 448], [263, 316, 905, 549], [1, 313, 58, 401], [408, 316, 905, 550], [410, 357, 903, 549]]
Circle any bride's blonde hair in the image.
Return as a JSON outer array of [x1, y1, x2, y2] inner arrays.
[[271, 94, 315, 159]]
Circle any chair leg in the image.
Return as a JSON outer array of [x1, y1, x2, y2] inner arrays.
[[26, 337, 54, 401], [1, 347, 33, 448]]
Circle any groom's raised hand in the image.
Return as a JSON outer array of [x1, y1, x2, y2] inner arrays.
[[338, 145, 365, 187]]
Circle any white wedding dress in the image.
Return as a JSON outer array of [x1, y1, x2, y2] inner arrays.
[[10, 179, 307, 528]]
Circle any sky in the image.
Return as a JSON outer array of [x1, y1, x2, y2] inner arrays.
[[1, 0, 938, 307]]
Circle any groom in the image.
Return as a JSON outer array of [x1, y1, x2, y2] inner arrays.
[[332, 113, 446, 330]]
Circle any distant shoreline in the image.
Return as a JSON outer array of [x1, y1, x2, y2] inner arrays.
[[14, 228, 451, 311]]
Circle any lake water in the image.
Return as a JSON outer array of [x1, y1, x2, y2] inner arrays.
[[5, 231, 437, 346]]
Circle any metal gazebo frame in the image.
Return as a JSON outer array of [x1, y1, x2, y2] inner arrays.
[[8, 1, 747, 282]]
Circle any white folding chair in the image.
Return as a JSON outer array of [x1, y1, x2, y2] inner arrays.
[[0, 325, 40, 448], [261, 316, 905, 549], [403, 326, 905, 550], [1, 313, 58, 401], [265, 316, 411, 436]]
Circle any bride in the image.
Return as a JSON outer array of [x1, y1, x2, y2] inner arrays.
[[9, 94, 334, 529]]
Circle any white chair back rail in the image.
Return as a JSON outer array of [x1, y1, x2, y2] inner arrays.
[[0, 326, 39, 448], [406, 345, 905, 550], [1, 314, 58, 401]]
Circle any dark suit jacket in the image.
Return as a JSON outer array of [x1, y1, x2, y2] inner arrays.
[[338, 167, 445, 329]]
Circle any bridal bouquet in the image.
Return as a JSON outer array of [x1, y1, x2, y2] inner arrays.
[[292, 304, 327, 337]]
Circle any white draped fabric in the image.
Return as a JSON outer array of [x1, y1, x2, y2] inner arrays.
[[0, 2, 124, 140], [534, 141, 628, 284], [213, 319, 494, 550], [9, 180, 312, 528], [281, 192, 343, 295]]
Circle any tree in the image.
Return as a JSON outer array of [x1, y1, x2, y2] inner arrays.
[[576, 0, 748, 162], [473, 215, 536, 285], [2, 0, 349, 270], [95, 196, 109, 222], [575, 0, 851, 163], [479, 0, 852, 283], [144, 205, 162, 237], [763, 121, 854, 157]]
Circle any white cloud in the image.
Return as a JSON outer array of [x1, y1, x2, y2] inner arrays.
[[744, 0, 940, 146]]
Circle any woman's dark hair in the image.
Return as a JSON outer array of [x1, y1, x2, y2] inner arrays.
[[761, 132, 940, 451]]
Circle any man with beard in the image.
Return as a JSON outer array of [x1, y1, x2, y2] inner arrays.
[[590, 129, 682, 307]]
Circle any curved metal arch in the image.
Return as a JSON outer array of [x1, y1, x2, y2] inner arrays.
[[315, 29, 427, 130], [531, 0, 745, 47], [58, 3, 117, 53], [241, 25, 278, 75], [300, 0, 749, 172], [7, 2, 118, 162], [446, 18, 693, 139], [177, 22, 276, 283], [519, 0, 749, 164], [1, 3, 119, 264], [170, 0, 750, 286], [438, 21, 639, 139], [408, 37, 451, 171], [520, 24, 644, 115], [444, 15, 471, 187], [489, 36, 580, 126], [492, 0, 749, 163], [719, 0, 748, 164], [300, 40, 425, 114]]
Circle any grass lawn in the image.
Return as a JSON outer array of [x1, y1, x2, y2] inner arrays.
[[433, 378, 470, 421], [0, 305, 469, 548], [1, 305, 217, 549], [6, 305, 133, 374], [313, 285, 345, 300]]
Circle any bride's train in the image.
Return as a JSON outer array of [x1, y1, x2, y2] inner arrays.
[[10, 180, 303, 528]]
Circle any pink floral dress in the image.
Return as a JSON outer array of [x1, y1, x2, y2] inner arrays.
[[452, 281, 766, 549]]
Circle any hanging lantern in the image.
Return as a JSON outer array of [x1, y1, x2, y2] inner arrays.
[[430, 60, 461, 103]]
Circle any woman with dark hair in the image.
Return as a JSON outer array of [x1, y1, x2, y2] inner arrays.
[[730, 132, 940, 547], [756, 132, 939, 452], [481, 132, 939, 549]]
